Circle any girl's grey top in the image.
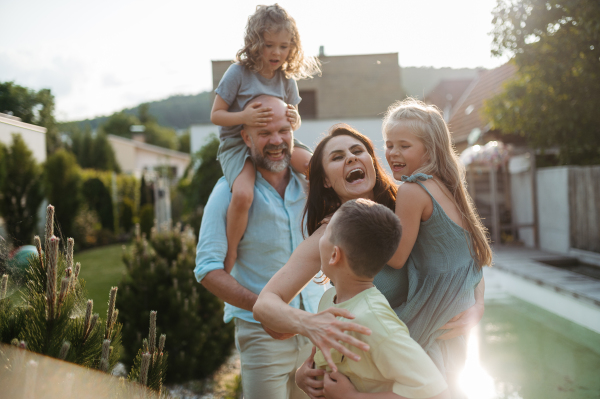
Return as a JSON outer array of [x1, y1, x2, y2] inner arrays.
[[215, 63, 301, 140], [375, 173, 483, 378]]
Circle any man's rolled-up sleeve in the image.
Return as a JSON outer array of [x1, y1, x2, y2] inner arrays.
[[195, 178, 230, 282]]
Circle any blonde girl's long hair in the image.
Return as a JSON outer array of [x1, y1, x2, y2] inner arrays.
[[382, 98, 493, 268], [236, 4, 321, 80]]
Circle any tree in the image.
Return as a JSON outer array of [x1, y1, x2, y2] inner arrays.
[[99, 111, 178, 150], [485, 0, 600, 165], [68, 125, 120, 172], [0, 82, 60, 155], [44, 149, 82, 239], [99, 111, 140, 139], [0, 135, 44, 246]]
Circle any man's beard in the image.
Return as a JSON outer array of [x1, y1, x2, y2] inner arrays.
[[249, 138, 293, 173]]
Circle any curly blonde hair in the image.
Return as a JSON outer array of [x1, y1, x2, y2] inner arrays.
[[382, 98, 493, 268], [236, 4, 321, 80]]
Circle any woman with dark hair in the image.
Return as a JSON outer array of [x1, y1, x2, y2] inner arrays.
[[253, 124, 484, 397]]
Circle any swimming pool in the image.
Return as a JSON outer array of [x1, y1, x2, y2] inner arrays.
[[459, 296, 600, 398]]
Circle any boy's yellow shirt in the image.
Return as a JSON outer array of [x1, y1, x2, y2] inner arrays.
[[314, 287, 447, 398]]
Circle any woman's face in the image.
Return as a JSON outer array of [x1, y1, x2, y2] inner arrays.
[[321, 135, 376, 203]]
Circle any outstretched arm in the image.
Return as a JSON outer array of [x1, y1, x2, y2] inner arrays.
[[254, 225, 371, 371]]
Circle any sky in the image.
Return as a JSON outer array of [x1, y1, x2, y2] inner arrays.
[[0, 0, 509, 122]]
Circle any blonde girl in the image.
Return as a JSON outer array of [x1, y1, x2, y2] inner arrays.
[[210, 4, 320, 272], [383, 98, 492, 395]]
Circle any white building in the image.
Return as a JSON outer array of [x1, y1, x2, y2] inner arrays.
[[108, 134, 191, 179], [0, 113, 47, 163]]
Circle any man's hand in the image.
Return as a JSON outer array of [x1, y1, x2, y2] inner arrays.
[[287, 104, 300, 129], [296, 347, 326, 398], [323, 371, 358, 399], [262, 324, 297, 340], [243, 102, 273, 127]]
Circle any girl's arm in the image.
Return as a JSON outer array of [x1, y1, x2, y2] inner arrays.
[[387, 183, 430, 269], [210, 94, 273, 127], [323, 372, 449, 399], [253, 225, 372, 371]]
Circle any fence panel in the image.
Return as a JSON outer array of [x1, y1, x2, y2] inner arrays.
[[569, 166, 600, 253]]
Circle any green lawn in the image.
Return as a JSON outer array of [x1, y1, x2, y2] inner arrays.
[[75, 243, 127, 319]]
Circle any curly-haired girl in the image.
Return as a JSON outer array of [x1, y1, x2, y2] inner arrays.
[[210, 4, 321, 273]]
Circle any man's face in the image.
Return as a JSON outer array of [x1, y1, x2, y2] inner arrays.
[[242, 99, 293, 173]]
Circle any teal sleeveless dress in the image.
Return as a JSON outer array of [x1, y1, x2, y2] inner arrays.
[[374, 173, 482, 382]]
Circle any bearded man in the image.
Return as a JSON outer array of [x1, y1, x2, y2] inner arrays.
[[194, 95, 323, 399]]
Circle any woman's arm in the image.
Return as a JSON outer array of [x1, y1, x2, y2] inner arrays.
[[210, 94, 273, 127], [253, 225, 372, 371], [387, 183, 430, 269]]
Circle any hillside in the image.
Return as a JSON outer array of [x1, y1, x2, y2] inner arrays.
[[66, 91, 213, 131]]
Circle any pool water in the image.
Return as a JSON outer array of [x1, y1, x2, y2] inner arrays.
[[461, 297, 600, 399]]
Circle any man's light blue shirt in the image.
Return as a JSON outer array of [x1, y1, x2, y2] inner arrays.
[[195, 170, 325, 324]]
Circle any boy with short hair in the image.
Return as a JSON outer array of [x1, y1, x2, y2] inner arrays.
[[309, 198, 449, 399]]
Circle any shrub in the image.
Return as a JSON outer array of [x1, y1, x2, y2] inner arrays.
[[0, 205, 168, 393], [118, 223, 234, 383], [0, 134, 44, 246], [120, 198, 135, 234], [81, 177, 114, 231], [139, 204, 154, 238], [44, 149, 82, 239]]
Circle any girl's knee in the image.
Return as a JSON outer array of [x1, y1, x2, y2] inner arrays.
[[231, 186, 254, 209]]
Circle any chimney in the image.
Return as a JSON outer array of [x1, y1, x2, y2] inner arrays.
[[319, 46, 325, 57]]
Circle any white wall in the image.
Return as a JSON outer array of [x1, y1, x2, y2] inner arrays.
[[509, 154, 535, 247], [537, 167, 570, 254], [191, 118, 394, 175], [0, 116, 47, 163]]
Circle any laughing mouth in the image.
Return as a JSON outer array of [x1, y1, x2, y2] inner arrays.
[[392, 162, 406, 169], [346, 168, 365, 183]]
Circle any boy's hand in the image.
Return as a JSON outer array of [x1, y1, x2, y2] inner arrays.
[[437, 301, 483, 340], [287, 104, 300, 129], [243, 102, 273, 127], [323, 371, 357, 399], [296, 346, 326, 398]]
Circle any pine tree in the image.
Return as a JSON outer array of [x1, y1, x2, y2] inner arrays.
[[0, 204, 168, 393], [119, 222, 234, 383]]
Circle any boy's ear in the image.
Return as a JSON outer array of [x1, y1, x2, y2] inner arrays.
[[329, 245, 343, 266]]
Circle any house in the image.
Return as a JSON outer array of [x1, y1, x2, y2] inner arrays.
[[191, 52, 405, 170], [107, 135, 190, 180], [424, 78, 475, 122], [0, 113, 47, 163], [447, 63, 518, 153]]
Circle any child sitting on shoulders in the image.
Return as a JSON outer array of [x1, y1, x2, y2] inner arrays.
[[210, 4, 320, 272], [304, 198, 449, 399]]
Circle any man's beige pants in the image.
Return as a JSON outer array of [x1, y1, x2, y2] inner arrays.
[[235, 318, 311, 399]]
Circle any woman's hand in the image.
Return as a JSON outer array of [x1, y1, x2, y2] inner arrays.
[[296, 347, 326, 398], [303, 307, 371, 372], [323, 371, 358, 399]]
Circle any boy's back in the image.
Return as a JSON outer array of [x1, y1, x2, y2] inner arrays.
[[314, 286, 447, 398]]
